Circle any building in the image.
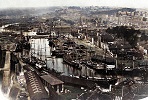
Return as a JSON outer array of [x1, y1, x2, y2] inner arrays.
[[24, 71, 49, 100], [40, 74, 64, 93], [54, 25, 71, 34]]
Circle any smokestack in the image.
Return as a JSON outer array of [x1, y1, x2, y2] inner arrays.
[[115, 54, 118, 69], [133, 56, 135, 69], [98, 34, 101, 48]]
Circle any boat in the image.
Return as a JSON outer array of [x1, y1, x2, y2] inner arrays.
[[22, 36, 31, 50], [63, 53, 82, 69], [22, 56, 47, 70], [36, 27, 50, 35], [35, 59, 46, 69], [51, 45, 64, 58], [23, 41, 30, 50], [87, 76, 118, 88], [51, 49, 64, 58], [22, 56, 37, 66], [48, 35, 58, 40], [48, 40, 55, 47], [63, 40, 76, 47], [36, 32, 50, 35], [15, 42, 23, 52], [35, 39, 47, 69]]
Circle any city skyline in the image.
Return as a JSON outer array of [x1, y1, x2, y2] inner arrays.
[[0, 0, 148, 9]]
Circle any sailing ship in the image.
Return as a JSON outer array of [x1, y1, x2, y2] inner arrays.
[[36, 27, 50, 35], [63, 52, 82, 69], [35, 39, 47, 69], [51, 45, 65, 58]]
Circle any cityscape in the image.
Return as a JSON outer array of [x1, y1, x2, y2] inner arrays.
[[0, 1, 148, 100]]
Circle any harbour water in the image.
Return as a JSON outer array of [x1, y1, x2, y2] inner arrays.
[[0, 26, 116, 100], [0, 24, 101, 79], [29, 38, 97, 77]]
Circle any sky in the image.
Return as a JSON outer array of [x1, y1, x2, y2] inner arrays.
[[0, 0, 148, 9]]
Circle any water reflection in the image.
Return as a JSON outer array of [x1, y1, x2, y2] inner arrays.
[[30, 38, 97, 77]]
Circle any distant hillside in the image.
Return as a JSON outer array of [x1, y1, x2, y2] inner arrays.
[[90, 8, 136, 15], [0, 7, 60, 17], [0, 9, 32, 16], [0, 7, 136, 17]]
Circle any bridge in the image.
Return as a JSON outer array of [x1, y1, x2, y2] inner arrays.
[[0, 43, 16, 72], [2, 50, 11, 93], [1, 44, 16, 93]]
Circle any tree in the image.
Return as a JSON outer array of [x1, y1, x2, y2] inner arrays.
[[106, 26, 140, 47]]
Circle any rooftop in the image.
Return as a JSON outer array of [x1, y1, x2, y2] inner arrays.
[[41, 74, 64, 86]]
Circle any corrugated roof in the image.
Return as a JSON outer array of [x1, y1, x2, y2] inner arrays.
[[41, 74, 64, 86], [24, 71, 49, 100]]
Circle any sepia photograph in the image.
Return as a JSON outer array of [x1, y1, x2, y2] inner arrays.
[[0, 0, 148, 100]]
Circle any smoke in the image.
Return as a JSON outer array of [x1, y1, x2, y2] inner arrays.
[[140, 97, 148, 100], [0, 85, 9, 100]]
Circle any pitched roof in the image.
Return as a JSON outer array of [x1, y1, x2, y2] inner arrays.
[[41, 74, 64, 86]]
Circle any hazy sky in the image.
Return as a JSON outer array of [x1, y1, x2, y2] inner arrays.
[[1, 0, 148, 9]]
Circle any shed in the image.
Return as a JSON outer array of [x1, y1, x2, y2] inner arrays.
[[41, 74, 64, 93], [24, 71, 49, 100]]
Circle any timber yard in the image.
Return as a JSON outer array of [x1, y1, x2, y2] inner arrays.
[[1, 6, 148, 100]]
